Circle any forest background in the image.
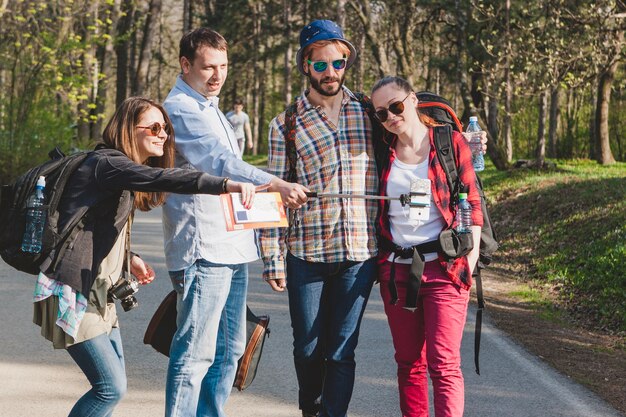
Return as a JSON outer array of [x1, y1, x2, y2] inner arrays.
[[1, 0, 625, 177]]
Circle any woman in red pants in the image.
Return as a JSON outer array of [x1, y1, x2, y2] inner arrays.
[[371, 76, 483, 417]]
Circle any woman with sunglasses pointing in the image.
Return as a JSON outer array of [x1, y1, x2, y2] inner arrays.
[[371, 76, 483, 417], [32, 96, 256, 417]]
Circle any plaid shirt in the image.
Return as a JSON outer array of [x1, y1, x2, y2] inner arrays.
[[258, 87, 379, 281], [377, 128, 483, 290]]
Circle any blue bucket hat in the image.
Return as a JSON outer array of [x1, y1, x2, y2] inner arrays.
[[296, 19, 357, 75]]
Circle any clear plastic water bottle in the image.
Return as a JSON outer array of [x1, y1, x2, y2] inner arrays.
[[456, 191, 472, 234], [466, 116, 485, 172], [21, 176, 46, 253]]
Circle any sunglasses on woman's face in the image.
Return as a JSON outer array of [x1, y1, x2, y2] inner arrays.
[[136, 122, 168, 136], [375, 93, 412, 123], [306, 58, 348, 73]]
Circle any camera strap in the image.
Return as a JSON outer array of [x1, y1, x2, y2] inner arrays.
[[125, 215, 132, 278]]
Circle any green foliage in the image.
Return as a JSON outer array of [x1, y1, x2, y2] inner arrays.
[[0, 96, 76, 183], [0, 0, 112, 183], [482, 160, 626, 331]]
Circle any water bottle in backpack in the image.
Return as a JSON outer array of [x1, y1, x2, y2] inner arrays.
[[456, 191, 472, 234], [466, 116, 485, 172], [21, 176, 46, 253]]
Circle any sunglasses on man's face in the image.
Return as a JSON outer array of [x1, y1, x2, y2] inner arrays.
[[375, 93, 412, 123], [306, 58, 348, 73], [136, 122, 169, 136]]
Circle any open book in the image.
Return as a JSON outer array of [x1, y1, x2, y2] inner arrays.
[[220, 192, 288, 231]]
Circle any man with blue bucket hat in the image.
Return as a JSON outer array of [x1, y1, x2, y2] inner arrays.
[[258, 19, 379, 417]]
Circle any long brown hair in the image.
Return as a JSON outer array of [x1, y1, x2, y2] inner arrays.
[[101, 97, 176, 211], [371, 76, 440, 128]]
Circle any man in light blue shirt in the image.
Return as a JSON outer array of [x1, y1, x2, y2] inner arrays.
[[162, 28, 308, 417]]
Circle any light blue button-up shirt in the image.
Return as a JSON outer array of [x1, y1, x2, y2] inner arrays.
[[162, 75, 274, 271]]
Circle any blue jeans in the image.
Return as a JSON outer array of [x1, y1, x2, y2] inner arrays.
[[286, 253, 377, 417], [66, 328, 127, 417], [166, 259, 248, 417]]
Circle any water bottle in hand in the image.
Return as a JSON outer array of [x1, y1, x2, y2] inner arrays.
[[456, 191, 472, 234], [21, 176, 46, 253], [466, 116, 485, 172]]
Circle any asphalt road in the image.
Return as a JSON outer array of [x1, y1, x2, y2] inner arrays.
[[0, 208, 622, 417]]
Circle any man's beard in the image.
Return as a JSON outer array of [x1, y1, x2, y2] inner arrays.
[[309, 74, 345, 97]]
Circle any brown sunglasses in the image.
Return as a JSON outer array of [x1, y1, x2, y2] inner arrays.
[[136, 122, 169, 136], [375, 93, 411, 123]]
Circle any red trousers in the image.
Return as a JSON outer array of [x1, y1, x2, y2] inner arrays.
[[379, 260, 469, 417]]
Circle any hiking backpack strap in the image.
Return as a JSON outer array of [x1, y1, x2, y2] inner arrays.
[[433, 125, 461, 204], [474, 267, 485, 375], [433, 124, 484, 375], [284, 103, 298, 183]]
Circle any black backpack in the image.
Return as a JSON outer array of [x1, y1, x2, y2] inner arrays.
[[0, 147, 90, 275], [416, 91, 499, 267], [416, 91, 499, 374]]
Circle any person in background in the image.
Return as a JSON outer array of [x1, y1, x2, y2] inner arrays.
[[371, 75, 483, 417], [162, 27, 308, 417], [226, 97, 253, 156], [258, 19, 378, 417], [33, 96, 255, 417]]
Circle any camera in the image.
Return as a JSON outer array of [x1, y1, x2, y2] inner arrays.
[[109, 274, 139, 312]]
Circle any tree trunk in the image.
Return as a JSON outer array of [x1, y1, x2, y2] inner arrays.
[[77, 0, 100, 143], [93, 0, 119, 141], [454, 0, 474, 120], [258, 54, 269, 154], [589, 77, 597, 159], [252, 2, 262, 155], [156, 12, 164, 101], [336, 0, 346, 28], [0, 0, 8, 18], [355, 33, 365, 93], [535, 91, 548, 166], [283, 0, 292, 106], [487, 93, 499, 147], [548, 85, 561, 158], [391, 19, 413, 83], [595, 59, 618, 164], [348, 0, 391, 78], [183, 0, 192, 33], [132, 0, 162, 96], [503, 0, 513, 162], [426, 26, 441, 93], [115, 1, 135, 107]]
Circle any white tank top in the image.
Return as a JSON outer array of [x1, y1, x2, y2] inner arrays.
[[386, 157, 445, 263]]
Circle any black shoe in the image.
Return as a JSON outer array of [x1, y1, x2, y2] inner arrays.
[[302, 412, 318, 417]]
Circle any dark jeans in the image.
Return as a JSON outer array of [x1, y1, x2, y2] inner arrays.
[[286, 252, 377, 417]]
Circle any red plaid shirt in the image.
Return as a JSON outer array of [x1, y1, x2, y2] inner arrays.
[[258, 87, 379, 281], [376, 128, 483, 290]]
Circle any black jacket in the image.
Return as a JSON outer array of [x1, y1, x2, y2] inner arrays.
[[40, 147, 225, 296]]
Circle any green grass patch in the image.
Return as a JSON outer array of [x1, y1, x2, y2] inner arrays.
[[481, 159, 626, 332], [508, 287, 547, 305], [243, 154, 268, 167], [508, 285, 562, 322]]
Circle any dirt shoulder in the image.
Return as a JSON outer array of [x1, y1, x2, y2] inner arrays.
[[478, 267, 626, 415]]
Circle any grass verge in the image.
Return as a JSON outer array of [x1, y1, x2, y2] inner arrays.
[[480, 159, 626, 333]]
